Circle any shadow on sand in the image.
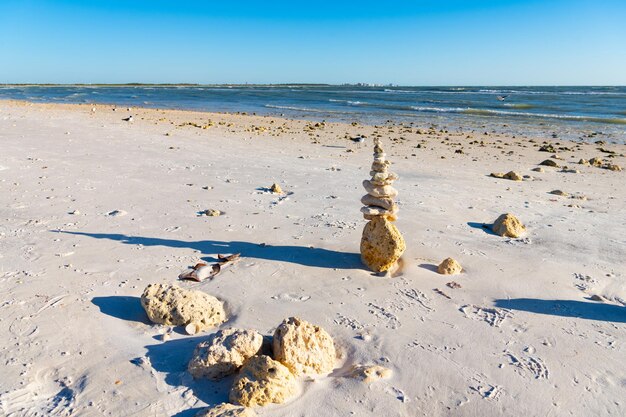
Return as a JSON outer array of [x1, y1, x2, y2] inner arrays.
[[92, 296, 150, 324], [467, 222, 498, 236], [143, 336, 234, 416], [57, 231, 362, 270], [418, 263, 438, 273], [494, 298, 626, 323]]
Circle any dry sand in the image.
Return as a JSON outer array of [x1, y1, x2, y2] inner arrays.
[[0, 100, 625, 416]]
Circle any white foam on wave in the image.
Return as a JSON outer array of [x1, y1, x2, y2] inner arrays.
[[264, 104, 348, 114]]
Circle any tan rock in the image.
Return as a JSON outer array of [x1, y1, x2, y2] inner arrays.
[[437, 258, 462, 275], [490, 172, 505, 179], [229, 355, 297, 407], [195, 403, 256, 417], [492, 213, 526, 238], [603, 163, 622, 171], [360, 205, 398, 217], [188, 328, 263, 380], [371, 160, 390, 172], [270, 183, 283, 194], [140, 284, 226, 331], [531, 167, 544, 172], [371, 171, 399, 184], [363, 213, 397, 222], [360, 216, 406, 272], [503, 171, 522, 181], [578, 159, 590, 166], [348, 364, 392, 383], [539, 159, 559, 167], [362, 180, 398, 198], [589, 157, 603, 167], [549, 189, 568, 196], [273, 317, 336, 376], [361, 194, 396, 211]]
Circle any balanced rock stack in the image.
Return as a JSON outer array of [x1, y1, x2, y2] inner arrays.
[[360, 138, 406, 272]]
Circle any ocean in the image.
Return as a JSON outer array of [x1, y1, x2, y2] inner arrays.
[[1, 85, 625, 142]]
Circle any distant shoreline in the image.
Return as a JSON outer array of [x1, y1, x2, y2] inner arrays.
[[2, 85, 625, 143], [1, 83, 624, 88]]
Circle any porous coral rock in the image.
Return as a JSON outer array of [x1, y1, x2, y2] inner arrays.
[[272, 317, 336, 376], [360, 216, 406, 272], [492, 213, 526, 238], [140, 283, 226, 331], [229, 355, 297, 407], [188, 328, 263, 380], [437, 258, 463, 275]]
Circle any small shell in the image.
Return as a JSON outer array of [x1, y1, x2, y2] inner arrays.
[[185, 322, 200, 335], [194, 264, 220, 281]]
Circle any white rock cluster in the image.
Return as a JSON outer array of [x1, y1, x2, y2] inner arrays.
[[189, 317, 337, 412]]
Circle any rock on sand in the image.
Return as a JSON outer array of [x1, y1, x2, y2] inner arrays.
[[273, 317, 336, 376], [492, 213, 526, 238], [188, 328, 263, 380], [140, 283, 226, 332], [360, 217, 406, 272], [437, 258, 462, 275], [229, 355, 297, 407]]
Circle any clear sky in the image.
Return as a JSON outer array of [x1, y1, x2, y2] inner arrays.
[[1, 0, 625, 85]]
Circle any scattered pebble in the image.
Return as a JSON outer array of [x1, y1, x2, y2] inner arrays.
[[437, 257, 462, 275]]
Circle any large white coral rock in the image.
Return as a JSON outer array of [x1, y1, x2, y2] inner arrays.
[[272, 317, 336, 376], [140, 283, 226, 331], [188, 328, 263, 380], [229, 355, 297, 407]]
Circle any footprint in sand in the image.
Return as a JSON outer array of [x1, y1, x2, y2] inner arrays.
[[0, 370, 86, 417], [459, 304, 512, 327], [504, 351, 549, 379], [367, 303, 401, 329], [271, 293, 311, 302]]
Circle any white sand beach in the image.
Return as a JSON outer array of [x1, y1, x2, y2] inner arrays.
[[0, 100, 625, 417]]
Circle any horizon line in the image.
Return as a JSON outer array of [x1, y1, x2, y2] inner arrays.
[[2, 83, 625, 88]]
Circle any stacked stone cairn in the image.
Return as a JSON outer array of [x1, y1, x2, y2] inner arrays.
[[360, 138, 406, 272]]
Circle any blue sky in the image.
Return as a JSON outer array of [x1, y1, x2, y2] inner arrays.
[[1, 0, 625, 85]]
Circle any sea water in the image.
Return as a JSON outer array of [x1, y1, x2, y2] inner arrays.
[[1, 85, 624, 142]]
